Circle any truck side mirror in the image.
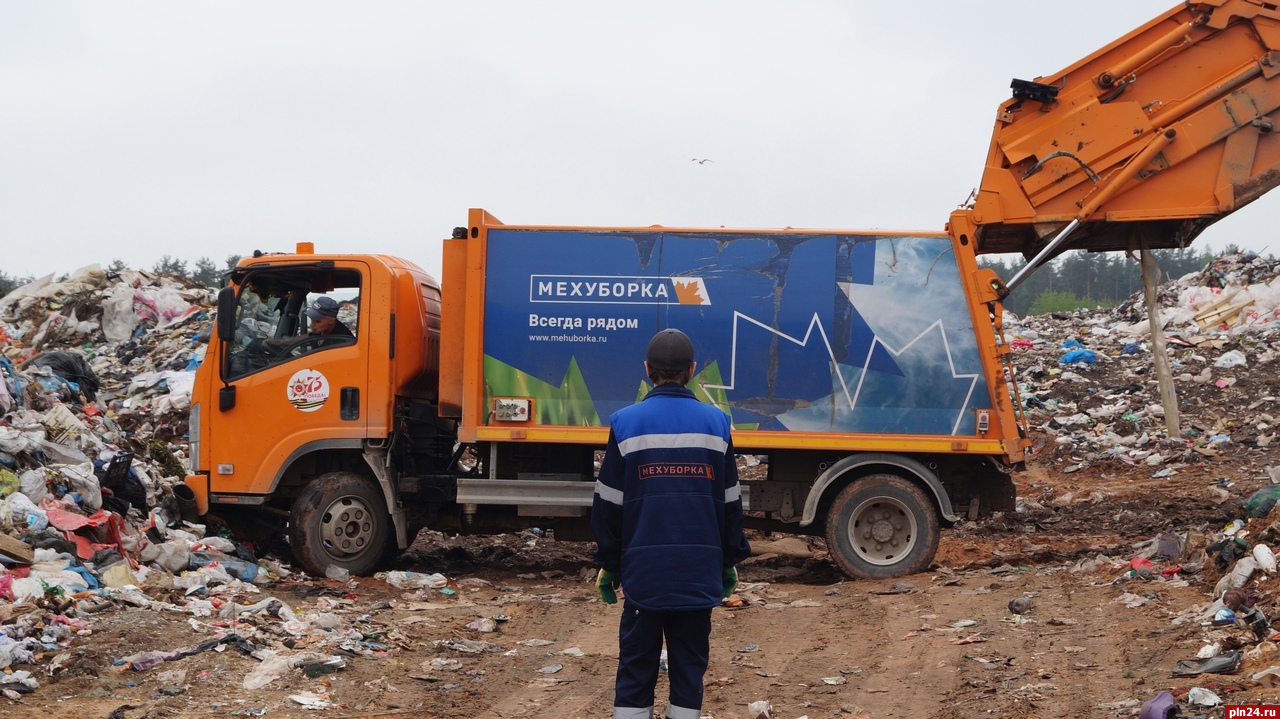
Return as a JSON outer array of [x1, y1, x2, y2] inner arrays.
[[216, 286, 237, 341]]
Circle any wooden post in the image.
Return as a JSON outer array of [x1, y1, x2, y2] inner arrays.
[[1141, 244, 1180, 438]]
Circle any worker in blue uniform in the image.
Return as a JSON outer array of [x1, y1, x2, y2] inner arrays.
[[592, 328, 752, 719]]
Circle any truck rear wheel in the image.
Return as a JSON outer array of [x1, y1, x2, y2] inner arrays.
[[290, 472, 390, 577], [824, 474, 939, 580]]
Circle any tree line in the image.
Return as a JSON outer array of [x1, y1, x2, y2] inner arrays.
[[979, 245, 1230, 317], [0, 254, 242, 298]]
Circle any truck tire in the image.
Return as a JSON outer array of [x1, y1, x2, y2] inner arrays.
[[290, 472, 390, 577], [824, 474, 939, 580]]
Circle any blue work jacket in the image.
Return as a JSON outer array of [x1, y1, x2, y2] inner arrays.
[[592, 383, 751, 611]]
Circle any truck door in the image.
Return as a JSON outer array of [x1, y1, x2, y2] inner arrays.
[[207, 263, 370, 496]]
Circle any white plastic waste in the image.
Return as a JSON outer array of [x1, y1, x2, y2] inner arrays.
[[1229, 556, 1259, 588], [194, 537, 236, 554], [100, 283, 141, 342], [1255, 544, 1278, 573], [3, 491, 48, 531], [1188, 687, 1222, 706], [382, 571, 448, 590], [154, 540, 192, 574], [242, 651, 292, 690], [1253, 665, 1280, 687], [18, 469, 48, 503], [242, 650, 340, 690], [1197, 642, 1222, 659], [0, 428, 29, 455], [1215, 350, 1248, 368], [59, 462, 102, 511]]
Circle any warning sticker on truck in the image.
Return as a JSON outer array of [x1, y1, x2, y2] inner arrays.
[[286, 369, 330, 412]]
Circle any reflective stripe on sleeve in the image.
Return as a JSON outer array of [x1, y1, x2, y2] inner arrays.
[[595, 480, 624, 506], [724, 483, 741, 503], [617, 432, 728, 456]]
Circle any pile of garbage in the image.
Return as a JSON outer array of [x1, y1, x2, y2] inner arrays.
[[0, 264, 229, 693], [1006, 251, 1280, 478], [1089, 494, 1280, 714]]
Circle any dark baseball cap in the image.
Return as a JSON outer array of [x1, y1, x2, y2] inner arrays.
[[645, 328, 694, 371], [305, 296, 340, 321]]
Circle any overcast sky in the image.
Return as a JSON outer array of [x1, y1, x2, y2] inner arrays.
[[3, 1, 1276, 283]]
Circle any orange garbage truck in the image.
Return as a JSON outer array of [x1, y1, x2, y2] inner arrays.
[[185, 0, 1280, 579]]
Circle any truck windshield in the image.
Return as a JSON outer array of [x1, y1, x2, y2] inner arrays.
[[225, 268, 362, 380]]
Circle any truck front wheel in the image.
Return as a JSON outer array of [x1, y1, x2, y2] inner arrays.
[[290, 472, 390, 577], [824, 474, 939, 580]]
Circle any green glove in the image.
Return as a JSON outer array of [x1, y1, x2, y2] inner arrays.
[[721, 566, 739, 599], [597, 569, 620, 604]]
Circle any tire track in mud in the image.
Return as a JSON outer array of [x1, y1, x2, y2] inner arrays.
[[477, 602, 617, 718], [704, 599, 841, 717], [853, 583, 971, 719], [701, 581, 966, 719]]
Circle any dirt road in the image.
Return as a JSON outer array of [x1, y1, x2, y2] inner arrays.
[[13, 459, 1280, 719]]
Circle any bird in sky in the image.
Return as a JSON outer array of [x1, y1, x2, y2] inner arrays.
[[691, 158, 713, 164]]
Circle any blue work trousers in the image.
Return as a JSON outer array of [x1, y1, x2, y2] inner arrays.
[[613, 602, 712, 719]]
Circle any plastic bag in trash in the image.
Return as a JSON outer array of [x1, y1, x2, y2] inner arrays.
[[1188, 687, 1222, 706], [0, 428, 29, 455], [188, 551, 257, 582], [1171, 650, 1243, 677], [150, 540, 191, 574], [1059, 349, 1096, 364], [242, 650, 336, 690], [18, 469, 49, 503], [35, 441, 89, 466], [1253, 665, 1280, 687], [381, 570, 448, 590], [2, 492, 47, 531], [1215, 350, 1248, 369], [30, 352, 100, 401], [58, 463, 102, 512], [1230, 556, 1260, 588], [1246, 485, 1280, 518]]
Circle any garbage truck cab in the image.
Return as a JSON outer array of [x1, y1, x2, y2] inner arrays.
[[186, 248, 453, 575]]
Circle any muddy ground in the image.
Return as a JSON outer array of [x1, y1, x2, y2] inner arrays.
[[9, 435, 1280, 719]]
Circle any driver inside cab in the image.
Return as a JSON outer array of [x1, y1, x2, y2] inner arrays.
[[264, 296, 353, 349], [302, 296, 353, 339]]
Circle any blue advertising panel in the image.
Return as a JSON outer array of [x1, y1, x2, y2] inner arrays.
[[482, 229, 991, 435]]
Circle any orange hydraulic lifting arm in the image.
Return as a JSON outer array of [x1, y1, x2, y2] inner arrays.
[[952, 0, 1280, 290]]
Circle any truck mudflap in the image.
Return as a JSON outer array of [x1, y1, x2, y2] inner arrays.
[[798, 453, 959, 526], [183, 474, 211, 517]]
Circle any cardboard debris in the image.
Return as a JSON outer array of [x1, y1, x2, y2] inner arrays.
[[0, 534, 32, 564]]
